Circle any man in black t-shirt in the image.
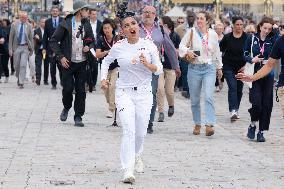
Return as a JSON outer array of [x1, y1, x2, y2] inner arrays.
[[237, 36, 284, 117]]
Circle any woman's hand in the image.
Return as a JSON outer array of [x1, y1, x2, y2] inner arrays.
[[252, 55, 264, 64], [83, 46, 90, 53], [235, 73, 254, 82], [238, 66, 245, 73], [60, 57, 70, 69], [217, 69, 223, 80], [184, 51, 198, 62], [101, 79, 110, 90], [139, 53, 149, 66]]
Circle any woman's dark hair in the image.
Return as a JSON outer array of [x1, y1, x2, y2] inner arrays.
[[161, 16, 174, 32], [232, 16, 244, 24], [256, 17, 274, 33], [99, 18, 116, 36]]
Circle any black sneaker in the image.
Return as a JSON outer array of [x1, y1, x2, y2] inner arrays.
[[60, 108, 69, 121], [247, 125, 256, 140], [74, 116, 84, 127], [158, 112, 164, 122], [181, 91, 190, 99], [147, 122, 153, 134], [168, 106, 174, 117], [51, 85, 56, 90], [257, 131, 265, 142], [44, 81, 49, 85]]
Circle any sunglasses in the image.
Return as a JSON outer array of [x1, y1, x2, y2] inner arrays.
[[178, 21, 184, 24]]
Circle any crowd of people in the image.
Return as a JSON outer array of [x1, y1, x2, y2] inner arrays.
[[0, 0, 284, 184]]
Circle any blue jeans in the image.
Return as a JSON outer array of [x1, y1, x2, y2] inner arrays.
[[223, 69, 244, 112], [149, 74, 159, 123], [187, 64, 216, 126]]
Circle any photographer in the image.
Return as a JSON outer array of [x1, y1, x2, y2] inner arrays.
[[49, 1, 95, 127]]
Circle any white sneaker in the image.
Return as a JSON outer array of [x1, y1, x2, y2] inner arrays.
[[4, 77, 8, 83], [135, 156, 144, 173], [122, 169, 135, 184], [106, 110, 113, 118], [236, 111, 240, 119], [230, 110, 238, 122]]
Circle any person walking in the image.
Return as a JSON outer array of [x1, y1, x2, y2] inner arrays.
[[89, 8, 102, 91], [8, 11, 34, 89], [157, 16, 180, 122], [96, 18, 119, 118], [214, 21, 225, 92], [101, 4, 162, 183], [139, 5, 180, 134], [179, 11, 223, 136], [241, 17, 277, 142], [219, 16, 248, 122], [43, 5, 63, 88], [0, 20, 9, 83], [49, 1, 95, 127], [34, 17, 48, 85]]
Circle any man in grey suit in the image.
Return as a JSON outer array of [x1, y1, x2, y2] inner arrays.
[[9, 11, 34, 89]]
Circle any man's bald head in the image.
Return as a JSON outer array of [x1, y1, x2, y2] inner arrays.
[[142, 6, 156, 26]]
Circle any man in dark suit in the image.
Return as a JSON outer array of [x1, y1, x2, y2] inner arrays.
[[34, 17, 48, 85], [89, 8, 102, 91], [42, 5, 63, 89]]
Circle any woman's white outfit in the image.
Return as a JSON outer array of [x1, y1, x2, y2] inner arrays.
[[101, 38, 163, 171]]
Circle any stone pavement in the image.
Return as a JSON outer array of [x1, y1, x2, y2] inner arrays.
[[0, 76, 284, 189]]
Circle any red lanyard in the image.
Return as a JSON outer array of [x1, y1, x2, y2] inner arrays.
[[104, 36, 114, 49], [196, 28, 209, 55], [141, 24, 154, 40]]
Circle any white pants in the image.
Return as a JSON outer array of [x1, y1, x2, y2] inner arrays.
[[115, 85, 153, 170]]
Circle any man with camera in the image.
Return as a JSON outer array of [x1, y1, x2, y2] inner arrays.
[[49, 1, 95, 127]]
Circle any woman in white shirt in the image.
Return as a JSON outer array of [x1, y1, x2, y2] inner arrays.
[[179, 11, 222, 136], [101, 5, 163, 184]]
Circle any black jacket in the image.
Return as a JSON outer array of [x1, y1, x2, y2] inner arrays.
[[43, 17, 63, 54], [0, 26, 8, 54], [34, 27, 44, 54], [49, 15, 95, 63]]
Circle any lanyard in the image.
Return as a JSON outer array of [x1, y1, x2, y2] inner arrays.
[[196, 27, 209, 55], [72, 17, 76, 32], [141, 24, 154, 40], [104, 36, 114, 49], [258, 39, 265, 55]]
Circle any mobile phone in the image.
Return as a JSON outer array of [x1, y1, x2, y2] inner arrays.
[[193, 50, 200, 56], [258, 54, 264, 58]]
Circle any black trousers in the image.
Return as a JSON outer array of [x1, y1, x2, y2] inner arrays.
[[0, 54, 9, 78], [49, 54, 62, 87], [249, 74, 274, 131], [62, 61, 87, 118], [35, 50, 49, 83], [89, 58, 98, 87]]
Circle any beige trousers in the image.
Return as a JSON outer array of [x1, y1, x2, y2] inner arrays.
[[278, 86, 284, 117], [157, 68, 176, 113], [104, 68, 118, 112]]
